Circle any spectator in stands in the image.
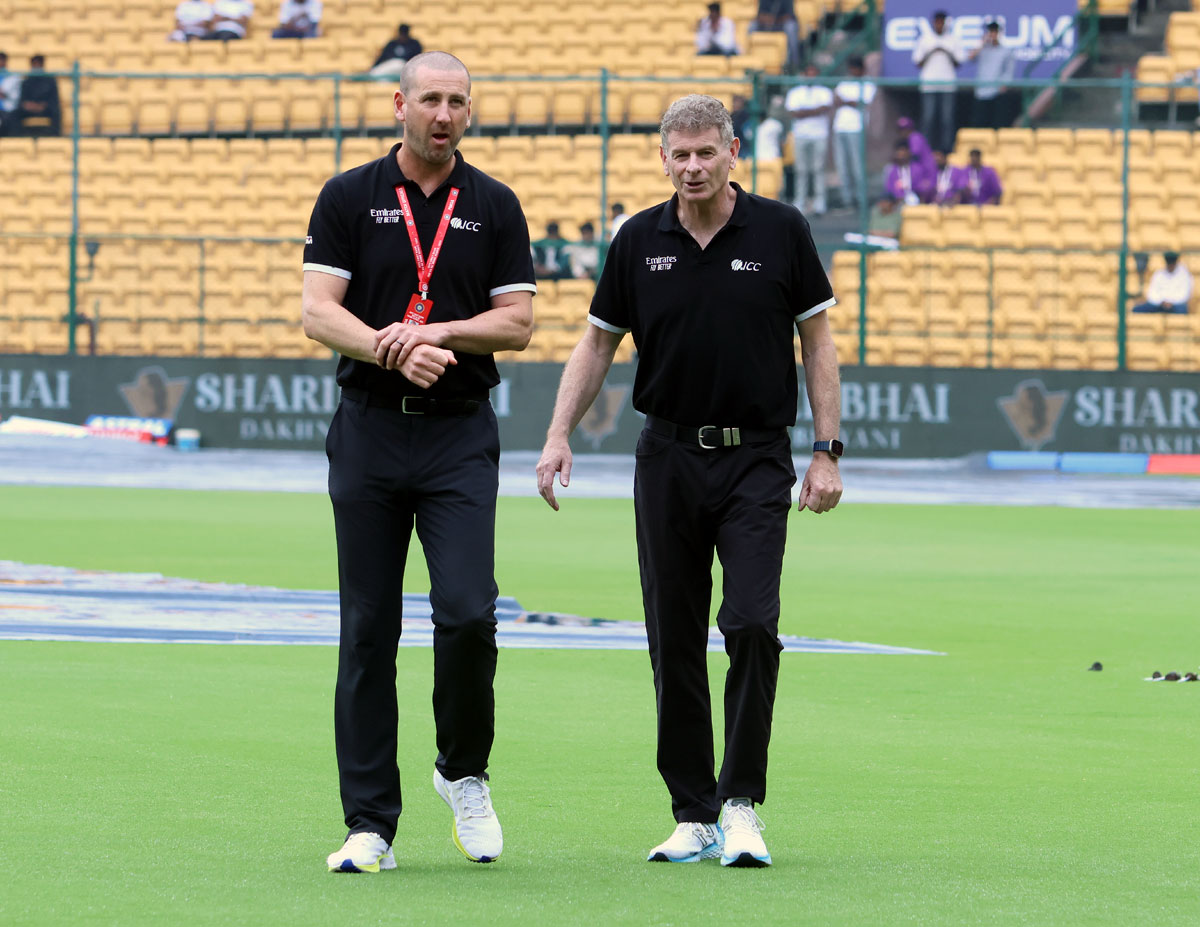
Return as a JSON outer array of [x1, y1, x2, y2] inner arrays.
[[695, 2, 740, 57], [609, 202, 630, 240], [1133, 252, 1193, 313], [532, 222, 571, 280], [370, 23, 423, 77], [884, 142, 930, 206], [730, 94, 751, 141], [754, 95, 787, 161], [17, 55, 60, 136], [969, 21, 1015, 129], [964, 148, 1002, 205], [912, 9, 961, 155], [930, 149, 965, 205], [0, 52, 22, 136], [896, 116, 935, 180], [748, 0, 801, 73], [868, 195, 902, 240], [273, 0, 322, 38], [204, 0, 253, 41], [786, 63, 834, 215], [563, 222, 601, 280], [169, 0, 214, 41], [832, 56, 875, 212]]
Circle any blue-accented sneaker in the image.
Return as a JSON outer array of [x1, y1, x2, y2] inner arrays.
[[647, 822, 724, 862], [719, 799, 772, 867], [326, 832, 396, 873], [434, 769, 503, 863]]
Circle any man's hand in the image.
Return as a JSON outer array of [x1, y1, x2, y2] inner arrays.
[[535, 434, 573, 511], [798, 454, 842, 514], [399, 343, 456, 389], [374, 321, 448, 370]]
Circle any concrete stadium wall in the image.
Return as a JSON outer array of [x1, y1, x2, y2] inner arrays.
[[1, 355, 1199, 456]]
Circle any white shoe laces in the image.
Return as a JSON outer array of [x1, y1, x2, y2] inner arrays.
[[681, 822, 716, 843], [454, 776, 494, 819], [723, 803, 765, 837], [344, 832, 385, 853]]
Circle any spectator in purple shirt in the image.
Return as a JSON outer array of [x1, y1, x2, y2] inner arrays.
[[930, 150, 966, 205], [885, 142, 932, 205], [964, 148, 1002, 205], [896, 116, 936, 180]]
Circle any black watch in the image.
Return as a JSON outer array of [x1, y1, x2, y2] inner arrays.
[[813, 439, 844, 460]]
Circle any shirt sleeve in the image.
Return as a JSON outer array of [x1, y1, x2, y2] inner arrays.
[[303, 179, 353, 280], [587, 224, 632, 334], [792, 213, 836, 322], [488, 190, 537, 298]]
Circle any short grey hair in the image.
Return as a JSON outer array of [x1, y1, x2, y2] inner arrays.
[[399, 51, 471, 96], [659, 94, 734, 149]]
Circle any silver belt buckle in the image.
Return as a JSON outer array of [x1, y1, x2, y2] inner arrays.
[[401, 397, 424, 414], [697, 425, 741, 449]]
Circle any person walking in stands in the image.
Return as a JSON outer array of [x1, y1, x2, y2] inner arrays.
[[832, 56, 876, 211], [302, 51, 536, 874], [912, 9, 961, 155], [1133, 252, 1193, 313], [536, 94, 843, 869]]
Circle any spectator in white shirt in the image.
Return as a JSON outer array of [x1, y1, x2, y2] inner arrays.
[[696, 2, 740, 56], [609, 203, 630, 241], [832, 56, 876, 211], [273, 0, 322, 38], [204, 0, 253, 40], [912, 10, 962, 155], [1133, 252, 1193, 314], [785, 64, 834, 215], [754, 96, 786, 162], [169, 0, 213, 41], [0, 52, 23, 135]]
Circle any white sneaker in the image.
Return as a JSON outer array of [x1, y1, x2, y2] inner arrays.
[[647, 822, 724, 863], [326, 832, 396, 873], [433, 769, 503, 862], [719, 799, 771, 867]]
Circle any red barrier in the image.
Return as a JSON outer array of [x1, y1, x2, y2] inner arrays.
[[1146, 454, 1200, 475]]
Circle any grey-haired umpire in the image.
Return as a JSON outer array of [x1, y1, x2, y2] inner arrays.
[[303, 51, 536, 874], [535, 94, 843, 869]]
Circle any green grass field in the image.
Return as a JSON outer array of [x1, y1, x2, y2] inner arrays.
[[1, 486, 1198, 926]]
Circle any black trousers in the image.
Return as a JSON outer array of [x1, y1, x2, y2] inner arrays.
[[633, 427, 795, 823], [326, 394, 500, 844]]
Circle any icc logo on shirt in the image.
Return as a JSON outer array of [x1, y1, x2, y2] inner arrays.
[[731, 259, 762, 272]]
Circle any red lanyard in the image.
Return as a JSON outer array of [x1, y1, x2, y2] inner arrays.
[[395, 185, 460, 300]]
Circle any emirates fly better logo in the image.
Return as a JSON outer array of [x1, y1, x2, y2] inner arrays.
[[731, 259, 762, 271]]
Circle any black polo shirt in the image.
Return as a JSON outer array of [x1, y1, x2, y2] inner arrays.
[[588, 184, 835, 428], [303, 143, 537, 402]]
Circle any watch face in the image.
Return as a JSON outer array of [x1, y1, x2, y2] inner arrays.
[[830, 439, 844, 458]]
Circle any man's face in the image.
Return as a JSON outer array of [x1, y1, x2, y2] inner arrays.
[[933, 15, 946, 34], [934, 152, 946, 170], [396, 65, 471, 167], [879, 199, 895, 214], [661, 126, 738, 206], [804, 65, 819, 79], [894, 147, 910, 165], [985, 27, 1000, 46], [969, 151, 982, 169]]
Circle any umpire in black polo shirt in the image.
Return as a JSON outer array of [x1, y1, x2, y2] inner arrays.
[[536, 94, 842, 869], [302, 51, 535, 873]]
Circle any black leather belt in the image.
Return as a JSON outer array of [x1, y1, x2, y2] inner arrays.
[[341, 387, 481, 416], [644, 415, 786, 449]]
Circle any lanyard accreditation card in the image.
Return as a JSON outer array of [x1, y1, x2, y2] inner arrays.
[[395, 184, 460, 325]]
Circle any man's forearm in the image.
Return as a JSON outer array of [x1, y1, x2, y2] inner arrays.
[[803, 339, 841, 440], [546, 328, 621, 440], [302, 299, 377, 363], [437, 303, 533, 354]]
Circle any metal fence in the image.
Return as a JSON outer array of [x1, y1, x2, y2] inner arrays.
[[1, 67, 1197, 371]]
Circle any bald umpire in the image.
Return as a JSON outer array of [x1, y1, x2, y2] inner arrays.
[[536, 94, 842, 869], [303, 51, 535, 873]]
